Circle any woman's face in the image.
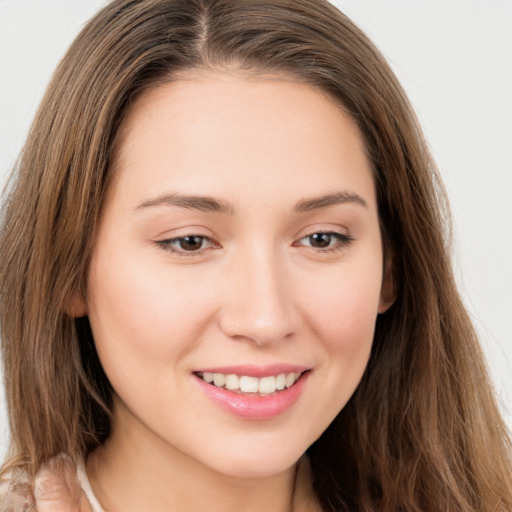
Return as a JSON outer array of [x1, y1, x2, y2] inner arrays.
[[82, 71, 392, 478]]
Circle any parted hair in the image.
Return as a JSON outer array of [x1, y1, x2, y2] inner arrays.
[[1, 1, 511, 510]]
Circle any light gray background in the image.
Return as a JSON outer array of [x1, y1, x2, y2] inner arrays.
[[1, 0, 511, 461]]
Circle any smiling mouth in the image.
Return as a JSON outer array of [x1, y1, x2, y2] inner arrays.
[[194, 371, 308, 395]]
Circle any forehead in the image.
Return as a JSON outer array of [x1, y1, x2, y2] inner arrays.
[[109, 70, 375, 211]]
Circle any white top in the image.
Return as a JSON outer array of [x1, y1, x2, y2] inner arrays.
[[0, 456, 106, 512], [1, 454, 321, 511], [76, 459, 106, 512]]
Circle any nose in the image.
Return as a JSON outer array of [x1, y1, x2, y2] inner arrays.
[[218, 246, 297, 347]]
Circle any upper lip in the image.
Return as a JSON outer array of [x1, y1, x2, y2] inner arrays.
[[194, 364, 310, 378]]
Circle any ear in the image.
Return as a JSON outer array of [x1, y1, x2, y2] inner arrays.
[[64, 290, 88, 318], [378, 250, 396, 313]]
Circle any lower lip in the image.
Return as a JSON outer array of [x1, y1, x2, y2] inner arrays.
[[195, 372, 310, 421]]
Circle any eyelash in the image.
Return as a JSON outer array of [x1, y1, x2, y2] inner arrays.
[[155, 235, 219, 256], [294, 231, 354, 252], [155, 231, 354, 257]]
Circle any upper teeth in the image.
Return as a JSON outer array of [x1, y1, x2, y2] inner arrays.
[[200, 372, 302, 394]]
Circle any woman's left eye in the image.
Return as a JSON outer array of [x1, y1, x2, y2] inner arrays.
[[155, 235, 217, 255], [295, 232, 353, 250]]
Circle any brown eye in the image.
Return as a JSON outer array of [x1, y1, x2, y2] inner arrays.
[[156, 235, 218, 255], [296, 231, 353, 251], [179, 236, 205, 251], [308, 233, 334, 248]]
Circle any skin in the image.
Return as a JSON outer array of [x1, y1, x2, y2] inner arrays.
[[57, 70, 394, 512]]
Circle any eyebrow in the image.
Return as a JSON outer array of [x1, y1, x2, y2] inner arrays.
[[135, 193, 233, 214], [294, 192, 368, 212], [135, 190, 367, 214]]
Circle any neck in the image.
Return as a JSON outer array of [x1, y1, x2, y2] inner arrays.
[[86, 402, 304, 512]]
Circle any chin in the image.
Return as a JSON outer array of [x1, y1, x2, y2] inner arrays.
[[200, 441, 308, 479]]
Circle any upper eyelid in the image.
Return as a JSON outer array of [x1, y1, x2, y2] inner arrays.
[[299, 229, 347, 238], [152, 223, 214, 238], [293, 220, 350, 235]]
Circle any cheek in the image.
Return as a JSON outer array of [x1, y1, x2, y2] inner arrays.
[[305, 260, 383, 344], [302, 261, 382, 396], [86, 248, 217, 376]]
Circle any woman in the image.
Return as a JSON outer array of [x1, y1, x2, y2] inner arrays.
[[0, 0, 511, 510]]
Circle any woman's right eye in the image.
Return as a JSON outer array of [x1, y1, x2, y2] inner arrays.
[[155, 235, 218, 255]]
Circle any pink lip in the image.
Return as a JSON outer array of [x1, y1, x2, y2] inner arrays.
[[194, 370, 310, 421], [195, 364, 310, 378]]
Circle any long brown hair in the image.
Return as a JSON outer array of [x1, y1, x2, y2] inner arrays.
[[1, 1, 510, 510]]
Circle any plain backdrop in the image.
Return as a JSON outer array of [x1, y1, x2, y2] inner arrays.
[[0, 0, 511, 462]]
